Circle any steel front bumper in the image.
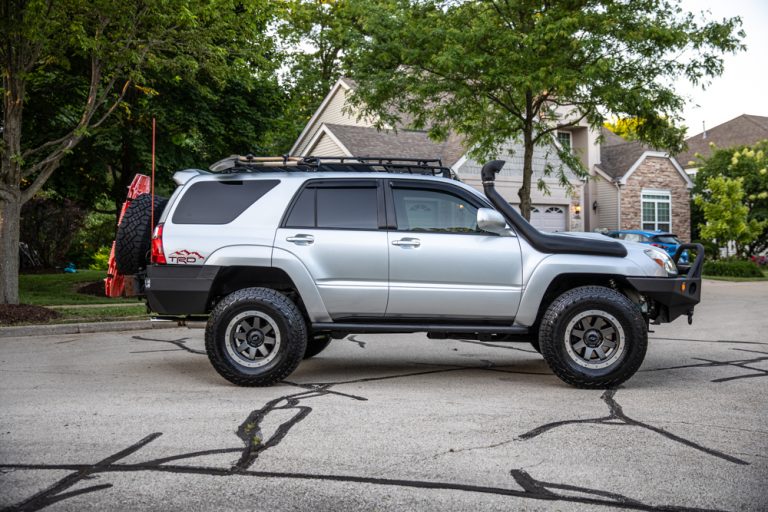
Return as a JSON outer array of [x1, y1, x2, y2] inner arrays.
[[626, 243, 704, 324]]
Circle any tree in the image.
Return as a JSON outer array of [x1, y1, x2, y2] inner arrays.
[[692, 141, 768, 256], [270, 0, 361, 153], [0, 0, 278, 304], [603, 117, 642, 141], [343, 0, 744, 219], [694, 176, 764, 258]]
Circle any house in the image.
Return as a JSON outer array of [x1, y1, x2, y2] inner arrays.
[[676, 114, 768, 176], [589, 129, 693, 241], [291, 78, 690, 238]]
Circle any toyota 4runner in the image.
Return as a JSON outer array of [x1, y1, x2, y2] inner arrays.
[[110, 156, 703, 388]]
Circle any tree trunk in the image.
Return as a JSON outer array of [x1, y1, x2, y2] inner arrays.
[[518, 126, 534, 222], [1, 73, 25, 304], [0, 185, 21, 304]]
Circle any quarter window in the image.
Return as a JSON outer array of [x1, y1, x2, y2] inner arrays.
[[392, 187, 479, 233], [641, 190, 671, 232]]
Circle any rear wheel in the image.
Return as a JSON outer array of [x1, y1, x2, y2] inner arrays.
[[539, 286, 647, 388], [205, 288, 307, 386]]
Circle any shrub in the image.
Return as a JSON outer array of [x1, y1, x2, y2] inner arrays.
[[88, 246, 112, 271], [703, 259, 764, 278]]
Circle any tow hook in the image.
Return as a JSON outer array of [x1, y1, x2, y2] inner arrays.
[[687, 309, 694, 325]]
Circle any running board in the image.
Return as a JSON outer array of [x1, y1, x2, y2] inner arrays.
[[311, 322, 528, 335]]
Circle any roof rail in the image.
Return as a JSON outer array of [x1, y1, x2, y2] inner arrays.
[[208, 154, 454, 179]]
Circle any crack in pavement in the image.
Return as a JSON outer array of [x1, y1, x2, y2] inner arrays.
[[642, 348, 768, 383], [131, 335, 206, 355], [517, 389, 749, 465], [0, 449, 729, 512], [346, 335, 366, 348]]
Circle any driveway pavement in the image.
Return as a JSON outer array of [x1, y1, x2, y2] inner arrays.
[[1, 280, 766, 511]]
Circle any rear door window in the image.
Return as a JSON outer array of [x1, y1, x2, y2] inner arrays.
[[284, 181, 380, 230]]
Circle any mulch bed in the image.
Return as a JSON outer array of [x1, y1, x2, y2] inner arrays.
[[77, 281, 107, 297], [0, 304, 60, 326]]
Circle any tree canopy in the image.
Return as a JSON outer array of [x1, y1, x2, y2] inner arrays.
[[1, 0, 280, 303], [693, 140, 768, 256], [344, 0, 744, 217]]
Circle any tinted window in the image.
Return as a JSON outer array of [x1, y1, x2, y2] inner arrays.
[[316, 187, 378, 229], [173, 180, 279, 224], [284, 188, 315, 228], [393, 187, 479, 233], [653, 235, 680, 244]]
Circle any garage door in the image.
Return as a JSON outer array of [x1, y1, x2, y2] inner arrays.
[[530, 205, 567, 232]]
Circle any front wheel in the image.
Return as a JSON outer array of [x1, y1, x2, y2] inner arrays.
[[205, 288, 307, 386], [539, 286, 647, 388]]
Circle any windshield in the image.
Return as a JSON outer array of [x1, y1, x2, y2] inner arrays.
[[652, 235, 680, 244]]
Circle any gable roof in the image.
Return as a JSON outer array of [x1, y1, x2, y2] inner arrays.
[[676, 114, 768, 168], [321, 123, 466, 167], [596, 139, 649, 179], [289, 78, 356, 156], [595, 128, 691, 188]]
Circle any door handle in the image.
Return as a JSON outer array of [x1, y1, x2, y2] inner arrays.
[[392, 238, 421, 247], [286, 234, 314, 245]]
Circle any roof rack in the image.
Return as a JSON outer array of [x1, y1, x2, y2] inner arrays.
[[209, 154, 454, 179]]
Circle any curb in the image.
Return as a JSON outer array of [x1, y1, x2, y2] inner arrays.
[[0, 320, 180, 338]]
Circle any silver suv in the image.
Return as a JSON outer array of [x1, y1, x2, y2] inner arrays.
[[114, 156, 703, 388]]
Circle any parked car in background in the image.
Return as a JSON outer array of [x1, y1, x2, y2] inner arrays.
[[604, 230, 688, 264]]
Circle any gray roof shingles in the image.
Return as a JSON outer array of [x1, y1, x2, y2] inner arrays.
[[676, 114, 768, 168], [324, 123, 466, 167]]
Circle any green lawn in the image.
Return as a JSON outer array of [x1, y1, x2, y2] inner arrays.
[[19, 270, 139, 306]]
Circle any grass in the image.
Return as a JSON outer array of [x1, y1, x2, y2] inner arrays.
[[19, 270, 137, 306], [703, 268, 768, 282]]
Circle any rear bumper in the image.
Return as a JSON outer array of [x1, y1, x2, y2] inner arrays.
[[627, 243, 704, 324], [145, 265, 220, 315]]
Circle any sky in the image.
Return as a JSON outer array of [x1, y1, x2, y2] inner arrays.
[[675, 0, 768, 137]]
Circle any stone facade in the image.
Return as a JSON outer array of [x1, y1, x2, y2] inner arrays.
[[620, 157, 691, 241]]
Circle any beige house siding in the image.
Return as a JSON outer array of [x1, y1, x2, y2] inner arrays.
[[294, 87, 370, 156], [620, 157, 691, 241], [456, 142, 583, 231], [306, 131, 345, 156], [595, 178, 619, 230]]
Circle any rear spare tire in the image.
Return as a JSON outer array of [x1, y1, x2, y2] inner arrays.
[[115, 193, 167, 274]]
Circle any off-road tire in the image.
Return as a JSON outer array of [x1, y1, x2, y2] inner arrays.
[[304, 334, 332, 359], [539, 286, 647, 389], [115, 193, 168, 274], [205, 287, 307, 386]]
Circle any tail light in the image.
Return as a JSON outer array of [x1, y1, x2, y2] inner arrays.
[[151, 223, 166, 264], [650, 243, 662, 248]]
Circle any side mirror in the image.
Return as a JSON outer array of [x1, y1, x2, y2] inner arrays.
[[477, 208, 509, 235]]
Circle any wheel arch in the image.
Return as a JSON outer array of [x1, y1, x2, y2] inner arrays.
[[517, 272, 640, 327]]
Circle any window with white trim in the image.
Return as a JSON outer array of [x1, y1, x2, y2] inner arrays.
[[556, 131, 572, 152], [641, 190, 671, 232]]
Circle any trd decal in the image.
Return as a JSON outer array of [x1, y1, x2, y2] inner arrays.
[[168, 250, 205, 264]]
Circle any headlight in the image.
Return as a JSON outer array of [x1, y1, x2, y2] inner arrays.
[[644, 248, 677, 275]]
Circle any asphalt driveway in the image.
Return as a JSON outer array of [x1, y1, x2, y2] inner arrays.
[[1, 279, 766, 511]]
